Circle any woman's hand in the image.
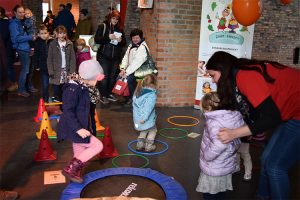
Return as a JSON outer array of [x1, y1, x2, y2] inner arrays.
[[77, 129, 91, 139], [217, 128, 237, 143], [109, 34, 116, 40], [217, 125, 252, 143], [116, 37, 122, 42], [119, 70, 126, 78]]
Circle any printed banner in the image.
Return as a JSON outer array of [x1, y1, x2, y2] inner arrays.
[[194, 0, 255, 109]]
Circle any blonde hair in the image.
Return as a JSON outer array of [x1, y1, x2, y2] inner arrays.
[[24, 8, 33, 17], [76, 38, 87, 48], [201, 92, 220, 112], [134, 74, 157, 97]]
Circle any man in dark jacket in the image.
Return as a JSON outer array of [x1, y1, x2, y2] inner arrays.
[[53, 3, 76, 39]]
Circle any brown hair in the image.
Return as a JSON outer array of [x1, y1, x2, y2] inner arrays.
[[55, 25, 67, 34], [75, 38, 87, 48], [201, 92, 220, 112], [105, 10, 121, 29], [134, 74, 157, 97], [38, 24, 48, 32]]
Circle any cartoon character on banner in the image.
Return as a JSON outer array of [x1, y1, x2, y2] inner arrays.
[[197, 61, 209, 77], [202, 82, 212, 94]]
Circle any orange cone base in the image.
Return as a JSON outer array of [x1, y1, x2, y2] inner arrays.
[[96, 125, 105, 131], [36, 131, 57, 140], [98, 149, 119, 159], [34, 151, 57, 162]]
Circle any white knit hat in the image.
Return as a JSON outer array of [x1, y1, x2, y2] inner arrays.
[[78, 60, 104, 80]]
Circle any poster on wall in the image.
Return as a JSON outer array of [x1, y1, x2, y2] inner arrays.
[[194, 0, 255, 109], [1, 0, 22, 17], [138, 0, 153, 8]]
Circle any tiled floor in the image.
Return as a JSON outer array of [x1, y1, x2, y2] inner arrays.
[[0, 91, 299, 200]]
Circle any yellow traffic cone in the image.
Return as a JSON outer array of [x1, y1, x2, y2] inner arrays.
[[95, 109, 105, 131], [36, 111, 56, 139]]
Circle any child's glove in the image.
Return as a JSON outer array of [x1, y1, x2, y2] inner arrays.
[[77, 129, 91, 139]]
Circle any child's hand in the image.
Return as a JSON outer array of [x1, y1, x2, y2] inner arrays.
[[77, 129, 91, 138], [140, 120, 145, 124]]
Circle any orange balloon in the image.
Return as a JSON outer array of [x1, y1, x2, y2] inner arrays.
[[232, 0, 263, 26], [280, 0, 292, 4]]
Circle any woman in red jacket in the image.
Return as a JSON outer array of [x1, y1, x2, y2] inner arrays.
[[205, 51, 300, 199]]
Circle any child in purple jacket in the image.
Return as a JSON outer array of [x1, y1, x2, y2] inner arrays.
[[58, 60, 105, 183], [196, 92, 243, 199]]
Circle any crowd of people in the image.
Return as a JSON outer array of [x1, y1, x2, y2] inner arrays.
[[0, 2, 299, 200]]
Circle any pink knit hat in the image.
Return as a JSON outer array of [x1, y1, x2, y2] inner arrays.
[[78, 60, 104, 81]]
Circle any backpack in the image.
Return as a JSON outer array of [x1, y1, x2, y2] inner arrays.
[[88, 23, 106, 52]]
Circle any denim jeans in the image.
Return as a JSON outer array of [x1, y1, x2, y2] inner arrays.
[[257, 120, 300, 199], [53, 84, 63, 101], [17, 50, 31, 92], [40, 71, 49, 101], [126, 73, 137, 98], [97, 56, 119, 97]]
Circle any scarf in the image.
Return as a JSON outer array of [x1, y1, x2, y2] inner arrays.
[[231, 69, 255, 126], [130, 38, 145, 50], [67, 73, 100, 104]]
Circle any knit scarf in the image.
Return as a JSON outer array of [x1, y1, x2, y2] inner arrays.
[[231, 69, 255, 126], [67, 73, 100, 104]]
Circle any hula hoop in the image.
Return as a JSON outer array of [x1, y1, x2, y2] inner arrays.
[[112, 153, 149, 168], [128, 140, 169, 156], [61, 167, 187, 200], [158, 128, 188, 139], [167, 115, 200, 127]]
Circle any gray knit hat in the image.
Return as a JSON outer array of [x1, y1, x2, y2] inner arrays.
[[78, 60, 104, 80]]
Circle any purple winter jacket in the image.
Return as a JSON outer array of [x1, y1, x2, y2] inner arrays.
[[200, 110, 244, 176]]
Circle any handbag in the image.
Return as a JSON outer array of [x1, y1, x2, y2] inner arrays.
[[134, 45, 158, 79], [112, 78, 130, 96], [88, 23, 106, 52]]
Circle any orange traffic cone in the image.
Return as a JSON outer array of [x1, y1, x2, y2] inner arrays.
[[34, 98, 46, 122], [34, 129, 57, 162], [95, 110, 105, 131], [98, 126, 119, 159], [36, 111, 56, 139]]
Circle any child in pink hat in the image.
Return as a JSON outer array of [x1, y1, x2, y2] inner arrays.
[[57, 60, 104, 183]]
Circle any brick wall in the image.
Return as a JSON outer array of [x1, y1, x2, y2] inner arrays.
[[252, 0, 300, 67], [141, 0, 201, 107]]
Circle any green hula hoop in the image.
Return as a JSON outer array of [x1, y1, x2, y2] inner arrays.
[[112, 153, 150, 168], [158, 127, 189, 139]]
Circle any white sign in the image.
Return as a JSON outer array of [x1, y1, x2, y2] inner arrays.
[[44, 170, 66, 184]]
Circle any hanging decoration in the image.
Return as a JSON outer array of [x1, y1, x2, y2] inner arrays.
[[232, 0, 263, 26], [280, 0, 293, 4]]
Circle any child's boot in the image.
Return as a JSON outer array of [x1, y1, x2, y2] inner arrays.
[[62, 157, 85, 183], [145, 139, 156, 152], [136, 138, 145, 151]]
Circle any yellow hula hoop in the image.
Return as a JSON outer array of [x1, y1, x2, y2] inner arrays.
[[167, 115, 200, 127]]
